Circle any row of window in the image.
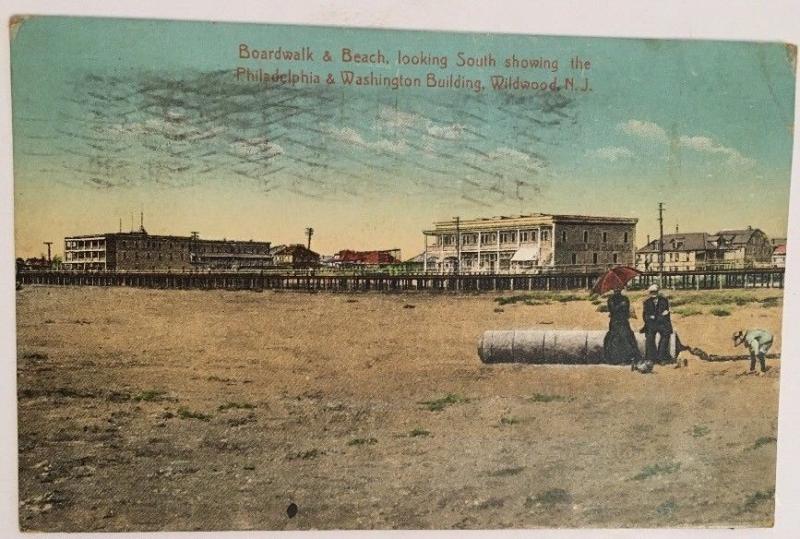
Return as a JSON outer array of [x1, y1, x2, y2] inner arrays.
[[570, 253, 620, 264], [64, 252, 104, 260], [439, 229, 551, 246], [437, 229, 629, 246], [560, 230, 629, 244], [65, 240, 105, 249], [116, 239, 268, 255], [640, 252, 692, 263], [118, 251, 187, 261]]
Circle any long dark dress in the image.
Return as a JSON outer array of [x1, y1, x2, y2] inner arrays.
[[603, 292, 642, 365]]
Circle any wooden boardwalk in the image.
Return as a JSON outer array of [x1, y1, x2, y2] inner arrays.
[[16, 267, 785, 292]]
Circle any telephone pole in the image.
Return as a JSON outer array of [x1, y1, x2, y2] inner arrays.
[[453, 216, 461, 274], [305, 227, 314, 250], [657, 202, 665, 282], [43, 241, 53, 263]]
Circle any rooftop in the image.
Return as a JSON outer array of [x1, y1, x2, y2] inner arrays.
[[65, 230, 270, 245], [427, 213, 637, 232]]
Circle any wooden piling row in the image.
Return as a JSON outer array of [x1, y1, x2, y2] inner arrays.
[[16, 268, 785, 292]]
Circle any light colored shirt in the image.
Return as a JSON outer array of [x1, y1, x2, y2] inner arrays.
[[744, 329, 774, 355]]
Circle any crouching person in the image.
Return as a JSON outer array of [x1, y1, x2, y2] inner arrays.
[[733, 329, 774, 375]]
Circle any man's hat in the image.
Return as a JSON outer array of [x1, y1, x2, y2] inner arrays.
[[732, 330, 745, 344], [647, 284, 659, 293]]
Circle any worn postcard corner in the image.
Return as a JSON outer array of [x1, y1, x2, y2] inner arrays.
[[11, 14, 794, 532]]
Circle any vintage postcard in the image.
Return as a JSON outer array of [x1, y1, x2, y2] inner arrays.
[[11, 15, 795, 531]]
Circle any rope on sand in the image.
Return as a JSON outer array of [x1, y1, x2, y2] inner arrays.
[[684, 347, 780, 362]]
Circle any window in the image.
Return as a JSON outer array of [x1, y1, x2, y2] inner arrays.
[[541, 230, 549, 241], [602, 232, 608, 243], [562, 231, 567, 242], [593, 253, 598, 264], [623, 232, 629, 243], [613, 253, 618, 263], [520, 231, 528, 242], [571, 253, 577, 264], [583, 231, 589, 243]]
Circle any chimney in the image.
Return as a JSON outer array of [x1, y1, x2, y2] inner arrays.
[[675, 224, 679, 233]]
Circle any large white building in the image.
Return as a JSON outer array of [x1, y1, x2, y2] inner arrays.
[[422, 213, 638, 274]]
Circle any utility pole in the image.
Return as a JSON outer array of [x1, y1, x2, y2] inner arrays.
[[453, 216, 461, 274], [43, 242, 53, 263], [658, 202, 665, 283], [305, 227, 314, 250]]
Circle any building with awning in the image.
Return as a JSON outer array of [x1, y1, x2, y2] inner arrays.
[[422, 213, 637, 274], [510, 245, 539, 270]]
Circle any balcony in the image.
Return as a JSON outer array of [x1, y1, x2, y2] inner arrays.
[[431, 241, 540, 252]]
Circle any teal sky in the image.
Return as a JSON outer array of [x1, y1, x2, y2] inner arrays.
[[11, 16, 796, 258]]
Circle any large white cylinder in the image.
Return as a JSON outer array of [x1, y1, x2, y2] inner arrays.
[[477, 329, 680, 364]]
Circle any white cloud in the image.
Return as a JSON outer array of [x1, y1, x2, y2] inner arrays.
[[678, 135, 755, 168], [426, 122, 465, 140], [377, 107, 425, 130], [375, 106, 466, 142], [327, 126, 406, 154], [488, 147, 531, 162], [105, 118, 227, 142], [587, 146, 634, 162], [230, 136, 283, 158], [618, 119, 668, 141], [619, 119, 755, 168]]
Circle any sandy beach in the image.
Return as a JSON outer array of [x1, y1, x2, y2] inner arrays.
[[16, 286, 782, 530]]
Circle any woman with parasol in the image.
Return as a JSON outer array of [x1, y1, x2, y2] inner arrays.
[[593, 267, 643, 370]]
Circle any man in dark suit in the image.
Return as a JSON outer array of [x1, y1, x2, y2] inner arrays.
[[641, 284, 673, 365]]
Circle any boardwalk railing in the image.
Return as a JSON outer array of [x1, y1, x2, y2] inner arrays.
[[16, 267, 785, 292]]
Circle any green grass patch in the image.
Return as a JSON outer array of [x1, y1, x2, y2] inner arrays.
[[347, 437, 378, 446], [500, 416, 521, 425], [133, 390, 168, 402], [670, 292, 782, 308], [710, 308, 731, 317], [674, 307, 702, 317], [742, 488, 775, 512], [631, 461, 681, 481], [656, 498, 678, 517], [690, 425, 710, 438], [753, 436, 777, 449], [528, 393, 571, 403], [21, 351, 48, 360], [418, 393, 467, 411], [495, 292, 584, 306], [488, 466, 525, 477], [218, 401, 255, 411], [760, 297, 782, 308], [288, 448, 323, 460], [177, 407, 211, 421], [409, 428, 430, 437], [525, 488, 572, 507]]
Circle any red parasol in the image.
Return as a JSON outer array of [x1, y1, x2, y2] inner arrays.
[[591, 266, 641, 295]]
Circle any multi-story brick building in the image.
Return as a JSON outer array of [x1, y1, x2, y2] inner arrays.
[[422, 213, 637, 273], [62, 230, 272, 271]]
